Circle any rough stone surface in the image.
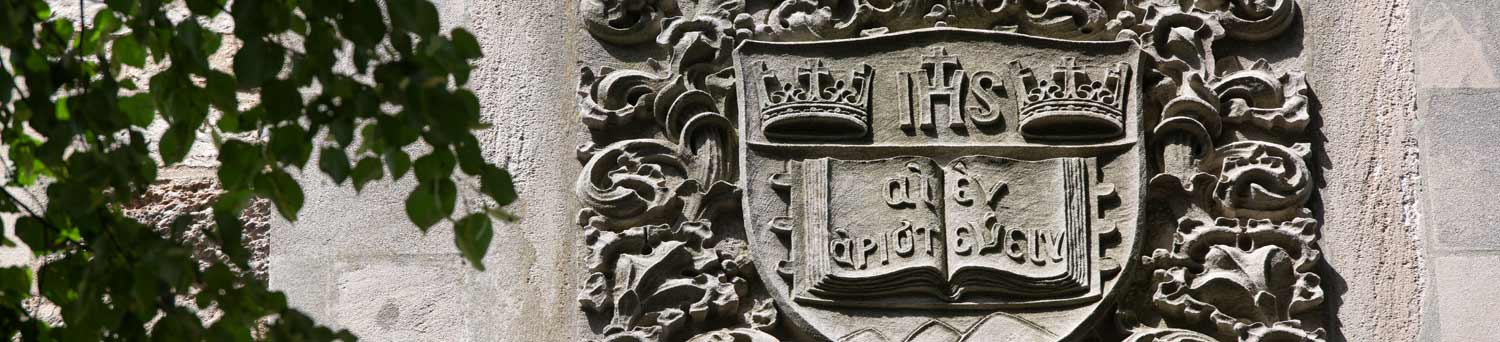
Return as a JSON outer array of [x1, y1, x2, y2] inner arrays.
[[1412, 1, 1500, 341], [1299, 1, 1425, 341], [267, 0, 583, 341], [0, 0, 1451, 340], [1414, 85, 1500, 340], [123, 173, 275, 278], [1417, 89, 1500, 250], [1429, 255, 1500, 341], [331, 256, 470, 341]]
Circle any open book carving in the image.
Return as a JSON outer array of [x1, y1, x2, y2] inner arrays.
[[783, 156, 1097, 308]]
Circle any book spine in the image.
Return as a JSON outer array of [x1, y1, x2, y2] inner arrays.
[[799, 158, 832, 296], [1062, 158, 1090, 288]]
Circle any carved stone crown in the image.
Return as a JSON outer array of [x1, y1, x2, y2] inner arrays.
[[1011, 57, 1131, 140], [758, 60, 873, 140]]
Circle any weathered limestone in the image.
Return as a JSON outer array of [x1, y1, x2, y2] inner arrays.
[[0, 0, 1453, 341], [572, 0, 1328, 341]]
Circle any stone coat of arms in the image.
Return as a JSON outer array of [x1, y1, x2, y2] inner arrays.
[[573, 1, 1325, 341]]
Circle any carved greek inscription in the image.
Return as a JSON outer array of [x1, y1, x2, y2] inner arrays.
[[797, 156, 1093, 302], [950, 160, 1070, 264], [951, 161, 1008, 208], [885, 162, 939, 209], [951, 199, 1067, 264], [829, 220, 943, 270]]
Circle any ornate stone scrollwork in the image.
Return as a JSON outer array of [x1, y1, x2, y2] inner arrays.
[[584, 0, 1302, 45], [577, 1, 1321, 341], [1143, 217, 1324, 340], [1215, 0, 1298, 41], [582, 0, 676, 45]]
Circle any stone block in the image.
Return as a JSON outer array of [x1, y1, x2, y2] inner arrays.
[[1430, 256, 1500, 340], [1414, 0, 1500, 88], [1421, 89, 1500, 250]]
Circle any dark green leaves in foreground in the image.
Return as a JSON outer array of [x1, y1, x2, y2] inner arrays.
[[454, 214, 493, 271], [0, 0, 513, 340]]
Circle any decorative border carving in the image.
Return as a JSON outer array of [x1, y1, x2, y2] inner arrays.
[[574, 1, 1322, 341]]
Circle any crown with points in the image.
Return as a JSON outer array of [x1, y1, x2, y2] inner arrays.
[[757, 60, 874, 141], [1011, 57, 1131, 140]]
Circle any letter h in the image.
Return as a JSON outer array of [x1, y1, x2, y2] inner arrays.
[[902, 47, 967, 131]]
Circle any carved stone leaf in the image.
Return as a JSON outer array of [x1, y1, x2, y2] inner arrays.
[[1189, 245, 1295, 323]]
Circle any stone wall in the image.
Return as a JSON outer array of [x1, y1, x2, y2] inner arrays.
[[1299, 0, 1425, 341], [265, 1, 585, 341], [0, 0, 1469, 341], [1412, 0, 1500, 340]]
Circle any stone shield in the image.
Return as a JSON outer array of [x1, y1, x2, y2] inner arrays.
[[737, 28, 1147, 341]]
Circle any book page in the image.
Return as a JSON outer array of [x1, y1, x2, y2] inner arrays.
[[942, 156, 1087, 292], [813, 157, 948, 284]]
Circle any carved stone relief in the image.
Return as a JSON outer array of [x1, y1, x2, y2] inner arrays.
[[574, 1, 1322, 341]]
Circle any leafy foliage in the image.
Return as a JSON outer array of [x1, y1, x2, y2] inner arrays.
[[0, 0, 516, 340]]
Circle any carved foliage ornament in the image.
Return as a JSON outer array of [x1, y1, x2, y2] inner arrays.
[[575, 0, 1319, 341]]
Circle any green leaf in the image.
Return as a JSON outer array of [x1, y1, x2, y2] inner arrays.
[[206, 70, 238, 115], [413, 148, 456, 182], [330, 117, 354, 147], [119, 93, 156, 127], [114, 35, 147, 67], [206, 319, 253, 342], [0, 267, 32, 300], [341, 0, 388, 48], [0, 60, 12, 104], [405, 178, 456, 231], [453, 214, 493, 271], [88, 9, 121, 54], [217, 141, 262, 190], [216, 211, 248, 267], [159, 125, 194, 166], [54, 96, 70, 121], [456, 138, 484, 175], [105, 0, 136, 12], [167, 84, 211, 128], [33, 3, 52, 20], [130, 265, 160, 318], [14, 217, 46, 254], [352, 157, 384, 192], [222, 105, 264, 133], [269, 124, 311, 168], [255, 169, 304, 221], [385, 149, 412, 180], [185, 0, 225, 16], [262, 79, 303, 122], [481, 165, 518, 206], [234, 40, 284, 88], [38, 255, 80, 305], [318, 146, 351, 184], [452, 28, 482, 59]]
